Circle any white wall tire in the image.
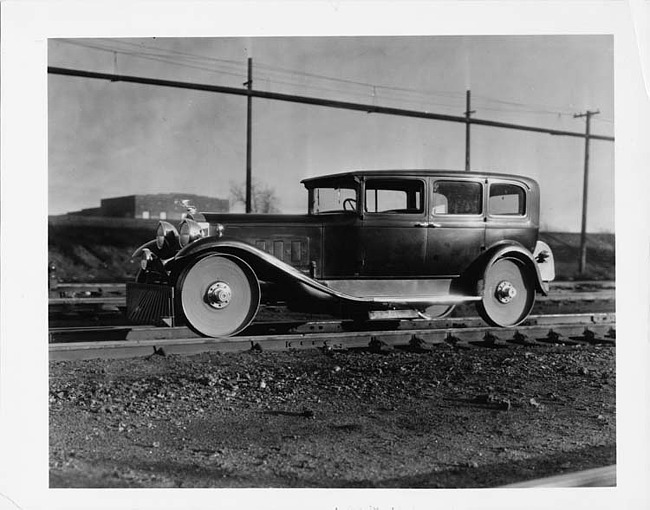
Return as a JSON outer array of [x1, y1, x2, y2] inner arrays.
[[476, 257, 535, 327], [177, 254, 260, 337]]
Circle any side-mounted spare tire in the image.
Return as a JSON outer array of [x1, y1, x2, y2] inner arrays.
[[176, 253, 260, 337], [476, 256, 536, 327]]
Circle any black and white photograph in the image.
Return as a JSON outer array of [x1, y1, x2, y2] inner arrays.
[[1, 1, 648, 509]]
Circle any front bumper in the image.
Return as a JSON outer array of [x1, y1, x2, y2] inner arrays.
[[126, 282, 176, 326]]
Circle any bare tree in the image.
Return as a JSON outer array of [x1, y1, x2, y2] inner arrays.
[[229, 180, 281, 213]]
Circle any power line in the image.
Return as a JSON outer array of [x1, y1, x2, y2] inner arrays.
[[75, 39, 467, 102], [254, 74, 467, 113], [242, 67, 582, 119], [470, 93, 578, 116], [251, 62, 591, 118], [60, 39, 247, 72], [255, 61, 467, 101], [52, 40, 491, 113], [56, 40, 470, 112], [47, 66, 615, 142], [53, 39, 611, 129], [54, 40, 247, 80]]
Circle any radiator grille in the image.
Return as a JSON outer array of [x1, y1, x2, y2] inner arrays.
[[126, 283, 175, 326]]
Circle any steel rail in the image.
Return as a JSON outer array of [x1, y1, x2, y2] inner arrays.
[[48, 296, 126, 306], [49, 312, 616, 343], [51, 282, 126, 289], [49, 318, 616, 361]]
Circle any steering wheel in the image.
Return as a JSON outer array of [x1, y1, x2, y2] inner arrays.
[[343, 198, 357, 211]]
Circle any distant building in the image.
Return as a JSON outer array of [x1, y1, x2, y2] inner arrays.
[[70, 193, 229, 220]]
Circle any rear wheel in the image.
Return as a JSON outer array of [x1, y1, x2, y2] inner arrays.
[[177, 254, 260, 337], [476, 257, 535, 327]]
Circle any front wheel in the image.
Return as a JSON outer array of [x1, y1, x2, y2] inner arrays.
[[476, 257, 535, 327], [177, 254, 260, 337]]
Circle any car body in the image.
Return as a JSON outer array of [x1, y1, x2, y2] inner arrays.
[[128, 170, 555, 337]]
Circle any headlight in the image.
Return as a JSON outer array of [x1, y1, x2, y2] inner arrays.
[[179, 219, 204, 247], [156, 221, 180, 251], [140, 248, 154, 270]]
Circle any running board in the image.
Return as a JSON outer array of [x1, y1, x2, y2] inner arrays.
[[367, 295, 481, 304], [366, 295, 481, 320], [368, 310, 422, 320]]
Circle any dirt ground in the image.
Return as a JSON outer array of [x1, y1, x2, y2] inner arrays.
[[49, 338, 615, 488]]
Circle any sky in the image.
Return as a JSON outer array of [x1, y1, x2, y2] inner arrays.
[[48, 35, 614, 232]]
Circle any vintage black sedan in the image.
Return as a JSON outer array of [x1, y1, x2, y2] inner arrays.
[[129, 170, 555, 337]]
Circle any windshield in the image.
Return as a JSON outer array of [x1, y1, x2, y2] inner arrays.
[[312, 186, 358, 214]]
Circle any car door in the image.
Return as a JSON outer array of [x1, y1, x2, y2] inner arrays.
[[314, 181, 363, 278], [425, 177, 486, 276], [358, 177, 428, 277]]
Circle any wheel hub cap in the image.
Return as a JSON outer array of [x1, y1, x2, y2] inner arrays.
[[495, 281, 517, 304], [206, 282, 232, 309]]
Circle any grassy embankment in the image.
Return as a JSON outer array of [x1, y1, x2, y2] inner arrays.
[[48, 216, 615, 283]]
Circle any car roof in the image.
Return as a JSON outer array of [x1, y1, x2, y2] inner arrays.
[[301, 170, 538, 188]]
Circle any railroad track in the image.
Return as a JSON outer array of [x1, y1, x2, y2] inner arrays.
[[49, 312, 616, 361]]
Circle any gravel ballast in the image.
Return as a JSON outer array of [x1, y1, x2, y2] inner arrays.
[[49, 340, 615, 488]]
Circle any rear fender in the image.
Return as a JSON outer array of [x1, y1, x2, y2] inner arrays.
[[464, 242, 549, 295], [532, 240, 555, 283]]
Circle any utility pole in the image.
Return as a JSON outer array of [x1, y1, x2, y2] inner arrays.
[[245, 58, 253, 213], [574, 109, 599, 275], [464, 90, 475, 171]]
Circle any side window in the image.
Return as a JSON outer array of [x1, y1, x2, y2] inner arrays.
[[365, 179, 424, 214], [432, 181, 482, 215], [489, 183, 526, 216], [313, 186, 358, 213]]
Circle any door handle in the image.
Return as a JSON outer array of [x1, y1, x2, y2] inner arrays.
[[414, 222, 442, 228]]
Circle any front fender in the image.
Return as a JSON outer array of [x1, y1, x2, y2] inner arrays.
[[132, 239, 158, 259], [168, 239, 466, 308], [170, 238, 309, 285]]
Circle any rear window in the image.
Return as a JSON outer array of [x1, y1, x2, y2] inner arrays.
[[432, 181, 482, 215], [489, 183, 526, 216]]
